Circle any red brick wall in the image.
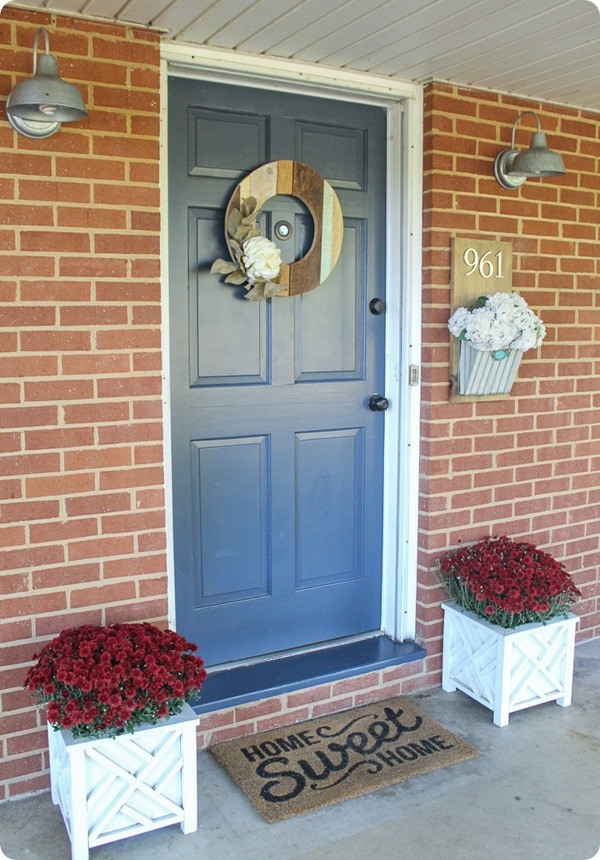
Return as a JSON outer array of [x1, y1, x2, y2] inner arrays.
[[0, 9, 165, 798], [418, 82, 600, 665]]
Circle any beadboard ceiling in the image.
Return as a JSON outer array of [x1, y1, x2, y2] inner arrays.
[[8, 0, 600, 112]]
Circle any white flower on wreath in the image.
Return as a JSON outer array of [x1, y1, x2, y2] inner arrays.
[[242, 236, 282, 283], [448, 292, 546, 352]]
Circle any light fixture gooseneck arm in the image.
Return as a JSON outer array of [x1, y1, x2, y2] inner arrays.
[[32, 27, 51, 75], [510, 111, 541, 149]]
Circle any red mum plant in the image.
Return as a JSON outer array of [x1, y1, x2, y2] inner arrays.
[[436, 535, 581, 629], [24, 622, 207, 739]]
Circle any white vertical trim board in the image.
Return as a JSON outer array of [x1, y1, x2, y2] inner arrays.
[[159, 56, 177, 631], [160, 43, 423, 645]]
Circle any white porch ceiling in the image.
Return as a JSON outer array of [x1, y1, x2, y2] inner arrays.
[[8, 0, 600, 112]]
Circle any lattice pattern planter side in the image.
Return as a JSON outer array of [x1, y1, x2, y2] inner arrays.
[[47, 703, 199, 860], [441, 602, 578, 726]]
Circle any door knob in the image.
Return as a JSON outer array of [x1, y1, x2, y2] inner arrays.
[[368, 394, 389, 412], [369, 298, 385, 315]]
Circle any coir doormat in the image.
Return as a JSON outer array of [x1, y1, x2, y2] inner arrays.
[[210, 696, 479, 823]]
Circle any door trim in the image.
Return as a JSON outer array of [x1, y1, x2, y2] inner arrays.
[[160, 44, 423, 644]]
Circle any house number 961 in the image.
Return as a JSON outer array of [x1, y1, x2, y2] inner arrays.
[[463, 247, 504, 279]]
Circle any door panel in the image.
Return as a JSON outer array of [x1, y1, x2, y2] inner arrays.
[[295, 428, 364, 586], [294, 122, 367, 190], [188, 207, 267, 386], [297, 221, 362, 379], [169, 79, 387, 666], [191, 435, 269, 603], [188, 106, 269, 179]]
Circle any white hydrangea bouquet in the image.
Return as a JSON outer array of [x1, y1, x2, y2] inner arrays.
[[211, 197, 284, 301], [448, 292, 546, 353], [449, 292, 546, 395]]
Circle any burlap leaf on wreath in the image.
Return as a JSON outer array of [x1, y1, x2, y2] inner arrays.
[[211, 195, 285, 301], [245, 280, 286, 301]]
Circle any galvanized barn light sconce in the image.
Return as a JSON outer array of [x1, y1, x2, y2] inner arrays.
[[494, 110, 566, 190], [6, 27, 88, 139]]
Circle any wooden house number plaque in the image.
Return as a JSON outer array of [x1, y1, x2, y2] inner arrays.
[[450, 237, 513, 401]]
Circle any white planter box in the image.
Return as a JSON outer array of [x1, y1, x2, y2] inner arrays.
[[442, 601, 578, 726], [47, 703, 199, 860], [457, 341, 523, 395]]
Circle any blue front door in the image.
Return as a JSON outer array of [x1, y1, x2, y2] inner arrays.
[[168, 78, 388, 666]]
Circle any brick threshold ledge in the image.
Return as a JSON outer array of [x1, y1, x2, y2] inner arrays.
[[192, 636, 426, 713]]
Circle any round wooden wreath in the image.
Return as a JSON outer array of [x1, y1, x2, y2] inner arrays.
[[212, 160, 343, 301]]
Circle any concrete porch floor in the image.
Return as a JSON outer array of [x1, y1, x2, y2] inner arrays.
[[1, 639, 598, 860]]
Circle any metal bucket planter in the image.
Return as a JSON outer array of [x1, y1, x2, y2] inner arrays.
[[457, 341, 523, 395], [441, 602, 578, 726], [47, 703, 199, 860]]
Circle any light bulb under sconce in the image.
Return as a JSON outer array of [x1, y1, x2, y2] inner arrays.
[[494, 110, 566, 190], [6, 27, 88, 139]]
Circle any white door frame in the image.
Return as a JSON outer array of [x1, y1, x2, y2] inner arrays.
[[160, 44, 423, 644]]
